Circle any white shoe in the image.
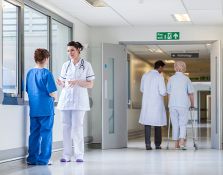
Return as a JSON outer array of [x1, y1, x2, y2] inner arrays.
[[180, 145, 187, 150], [48, 160, 53, 165]]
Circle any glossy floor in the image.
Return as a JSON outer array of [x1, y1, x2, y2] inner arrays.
[[1, 124, 223, 175]]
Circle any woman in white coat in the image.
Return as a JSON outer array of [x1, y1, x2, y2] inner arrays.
[[167, 61, 194, 150], [57, 41, 95, 162], [139, 60, 167, 150]]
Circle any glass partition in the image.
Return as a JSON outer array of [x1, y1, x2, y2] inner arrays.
[[2, 0, 19, 95]]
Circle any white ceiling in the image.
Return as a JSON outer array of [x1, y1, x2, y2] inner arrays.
[[42, 0, 212, 78], [45, 0, 223, 26]]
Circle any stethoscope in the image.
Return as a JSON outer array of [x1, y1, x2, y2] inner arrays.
[[65, 58, 85, 74]]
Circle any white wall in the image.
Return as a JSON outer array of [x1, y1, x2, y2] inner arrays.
[[128, 52, 152, 132], [89, 26, 223, 142], [90, 26, 223, 46]]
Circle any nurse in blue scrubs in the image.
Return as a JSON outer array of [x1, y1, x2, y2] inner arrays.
[[26, 48, 57, 165]]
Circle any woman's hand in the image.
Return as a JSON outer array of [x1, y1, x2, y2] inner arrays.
[[56, 78, 65, 87], [67, 80, 94, 88], [67, 80, 78, 87]]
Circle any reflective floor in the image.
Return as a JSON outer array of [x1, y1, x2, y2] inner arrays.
[[1, 123, 222, 175]]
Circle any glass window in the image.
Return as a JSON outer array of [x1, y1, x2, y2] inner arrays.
[[24, 6, 48, 100], [52, 19, 72, 96], [2, 0, 19, 94]]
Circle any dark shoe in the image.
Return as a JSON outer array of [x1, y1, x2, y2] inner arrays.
[[27, 162, 36, 165], [60, 158, 71, 163], [156, 146, 162, 150], [146, 145, 152, 150], [76, 159, 84, 162]]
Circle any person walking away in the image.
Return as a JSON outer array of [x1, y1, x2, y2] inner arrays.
[[167, 61, 194, 150], [139, 60, 167, 150]]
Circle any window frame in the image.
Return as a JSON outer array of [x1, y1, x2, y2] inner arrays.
[[2, 0, 24, 100], [1, 0, 73, 104]]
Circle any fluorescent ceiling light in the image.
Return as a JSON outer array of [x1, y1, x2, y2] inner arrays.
[[173, 14, 191, 22], [85, 0, 107, 7], [148, 48, 155, 52], [165, 60, 175, 64], [148, 48, 162, 53], [155, 49, 163, 53]]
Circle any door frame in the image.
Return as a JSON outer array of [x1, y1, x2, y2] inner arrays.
[[119, 40, 222, 149]]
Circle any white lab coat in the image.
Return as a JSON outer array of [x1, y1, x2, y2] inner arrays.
[[57, 58, 95, 111], [139, 70, 167, 126]]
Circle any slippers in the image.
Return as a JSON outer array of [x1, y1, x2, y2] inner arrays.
[[76, 159, 84, 162], [60, 158, 71, 162]]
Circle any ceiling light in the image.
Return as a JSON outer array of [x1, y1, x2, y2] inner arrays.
[[155, 49, 163, 53], [173, 14, 191, 22], [148, 48, 155, 52], [184, 73, 190, 76], [85, 0, 107, 7], [165, 60, 175, 64]]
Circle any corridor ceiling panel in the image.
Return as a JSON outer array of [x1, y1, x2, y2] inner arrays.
[[44, 0, 223, 26]]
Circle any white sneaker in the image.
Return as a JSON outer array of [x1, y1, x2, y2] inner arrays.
[[180, 145, 187, 150], [47, 160, 53, 165]]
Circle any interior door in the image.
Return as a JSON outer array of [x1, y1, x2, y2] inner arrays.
[[211, 40, 222, 149], [102, 43, 127, 149]]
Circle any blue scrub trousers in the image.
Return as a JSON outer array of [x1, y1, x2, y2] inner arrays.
[[27, 115, 54, 165]]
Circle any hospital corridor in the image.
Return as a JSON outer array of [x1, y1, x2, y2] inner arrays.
[[1, 0, 223, 175]]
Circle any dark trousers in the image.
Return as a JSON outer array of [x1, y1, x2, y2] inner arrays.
[[145, 125, 162, 147]]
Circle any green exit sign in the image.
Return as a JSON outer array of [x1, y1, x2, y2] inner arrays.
[[156, 32, 180, 40]]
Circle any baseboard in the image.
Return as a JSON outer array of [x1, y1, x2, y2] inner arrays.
[[128, 129, 144, 139], [0, 136, 94, 163]]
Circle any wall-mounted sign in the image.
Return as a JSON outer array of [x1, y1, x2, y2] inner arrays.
[[190, 76, 210, 81], [156, 32, 180, 40], [171, 53, 199, 58]]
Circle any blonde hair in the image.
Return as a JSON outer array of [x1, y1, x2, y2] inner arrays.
[[174, 61, 186, 73]]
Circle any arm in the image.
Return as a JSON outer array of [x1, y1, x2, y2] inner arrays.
[[159, 76, 167, 96], [187, 78, 195, 108], [140, 75, 144, 93], [77, 80, 94, 88], [68, 80, 94, 88], [46, 72, 57, 100], [56, 78, 65, 88], [56, 63, 66, 87], [50, 92, 57, 101], [188, 93, 194, 108]]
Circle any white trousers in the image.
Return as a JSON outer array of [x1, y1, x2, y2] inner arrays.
[[61, 110, 85, 160], [169, 107, 188, 140]]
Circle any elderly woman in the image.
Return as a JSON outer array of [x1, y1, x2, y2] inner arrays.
[[167, 61, 194, 150]]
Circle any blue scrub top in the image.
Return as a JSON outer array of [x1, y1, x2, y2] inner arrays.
[[26, 68, 57, 117]]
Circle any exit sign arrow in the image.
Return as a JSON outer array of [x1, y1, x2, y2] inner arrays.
[[173, 33, 179, 39]]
